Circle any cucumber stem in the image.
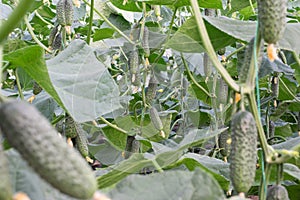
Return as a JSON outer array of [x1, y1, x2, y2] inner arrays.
[[86, 0, 94, 45], [181, 53, 213, 97], [247, 91, 272, 159], [99, 116, 128, 134], [15, 69, 24, 100], [24, 15, 53, 53]]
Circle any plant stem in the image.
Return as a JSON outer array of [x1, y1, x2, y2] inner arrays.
[[189, 0, 239, 92], [99, 116, 128, 134], [24, 15, 53, 53], [292, 51, 300, 67], [259, 163, 272, 200], [181, 53, 213, 97], [86, 0, 94, 44], [15, 69, 24, 100], [51, 114, 65, 125], [279, 76, 300, 103], [0, 0, 35, 45], [34, 10, 54, 27], [247, 91, 272, 159], [82, 0, 134, 45], [225, 45, 246, 62]]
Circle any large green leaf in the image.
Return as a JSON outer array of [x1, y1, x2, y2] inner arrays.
[[168, 16, 300, 53], [110, 0, 223, 11], [204, 16, 300, 53], [228, 0, 257, 12], [106, 169, 225, 200], [137, 0, 223, 8], [176, 153, 230, 191], [97, 127, 224, 188], [47, 39, 123, 122], [3, 45, 64, 107], [166, 17, 236, 53], [97, 153, 152, 189]]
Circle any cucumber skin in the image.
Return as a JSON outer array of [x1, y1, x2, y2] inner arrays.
[[267, 185, 290, 200], [230, 110, 257, 194], [238, 37, 263, 84], [56, 0, 74, 26], [0, 101, 97, 199], [258, 0, 287, 44], [65, 115, 78, 138], [0, 142, 13, 200]]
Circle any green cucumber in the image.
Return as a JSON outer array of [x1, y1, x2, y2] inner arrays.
[[65, 115, 78, 138], [258, 0, 287, 44], [74, 123, 89, 159], [142, 26, 150, 58], [149, 107, 163, 131], [0, 101, 97, 199], [33, 81, 42, 95], [216, 77, 228, 105], [238, 37, 263, 84], [146, 74, 158, 105], [230, 110, 257, 194], [0, 142, 13, 200], [267, 185, 290, 200], [129, 48, 140, 86], [218, 129, 230, 158], [56, 0, 74, 26]]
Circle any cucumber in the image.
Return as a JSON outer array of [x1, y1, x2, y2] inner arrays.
[[74, 123, 89, 159], [271, 75, 279, 98], [56, 0, 74, 26], [65, 115, 78, 138], [129, 48, 140, 86], [48, 25, 59, 47], [146, 74, 158, 105], [267, 185, 290, 200], [216, 77, 228, 105], [142, 26, 150, 58], [217, 48, 226, 56], [230, 110, 257, 194], [238, 37, 263, 83], [258, 0, 287, 44], [52, 32, 62, 50], [0, 142, 13, 200], [33, 81, 42, 95], [218, 129, 230, 158], [149, 107, 163, 131], [0, 101, 97, 199]]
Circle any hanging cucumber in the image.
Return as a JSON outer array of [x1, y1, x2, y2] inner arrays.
[[129, 48, 141, 87], [65, 115, 78, 138], [257, 0, 287, 45], [146, 74, 158, 105], [56, 0, 74, 26], [142, 26, 150, 58], [238, 37, 263, 84], [0, 101, 97, 199], [258, 0, 287, 61], [0, 142, 13, 200], [230, 110, 257, 194], [266, 185, 290, 200]]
